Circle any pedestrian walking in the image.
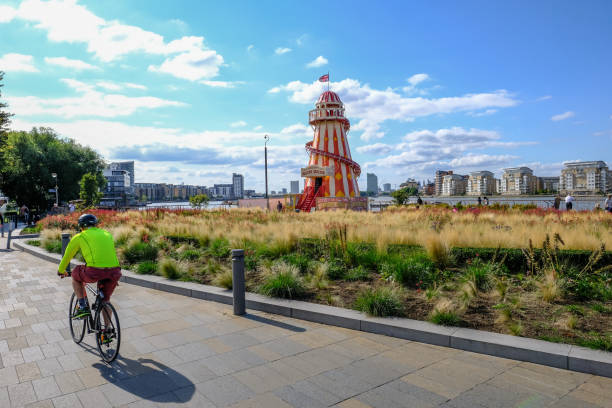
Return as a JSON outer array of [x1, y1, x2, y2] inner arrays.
[[416, 196, 423, 206], [477, 196, 482, 206], [19, 204, 29, 226], [553, 195, 561, 210], [276, 200, 283, 212], [565, 192, 574, 211], [483, 196, 489, 206], [605, 194, 612, 213], [69, 202, 76, 213], [0, 198, 7, 236]]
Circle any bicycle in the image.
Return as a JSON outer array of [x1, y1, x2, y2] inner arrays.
[[66, 272, 121, 363]]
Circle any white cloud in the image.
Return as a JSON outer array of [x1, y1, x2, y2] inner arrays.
[[551, 111, 575, 121], [275, 47, 291, 55], [11, 0, 224, 81], [230, 120, 247, 128], [0, 53, 38, 72], [270, 78, 519, 140], [356, 143, 394, 155], [247, 44, 254, 52], [609, 114, 612, 120], [536, 95, 552, 101], [200, 80, 244, 88], [124, 82, 147, 90], [6, 78, 185, 118], [306, 56, 328, 68], [280, 123, 310, 139], [44, 56, 97, 70], [0, 5, 17, 23], [407, 73, 429, 86], [96, 81, 122, 91], [468, 109, 498, 117]]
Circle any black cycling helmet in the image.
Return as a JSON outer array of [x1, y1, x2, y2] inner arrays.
[[78, 213, 98, 229]]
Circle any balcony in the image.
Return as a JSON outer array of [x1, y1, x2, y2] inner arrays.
[[309, 108, 349, 127]]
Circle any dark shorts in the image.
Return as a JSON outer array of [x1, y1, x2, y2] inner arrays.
[[72, 265, 122, 301]]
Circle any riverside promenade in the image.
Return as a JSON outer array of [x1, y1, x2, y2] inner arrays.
[[0, 247, 610, 407]]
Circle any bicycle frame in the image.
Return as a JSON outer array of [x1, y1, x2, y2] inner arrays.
[[84, 283, 104, 334]]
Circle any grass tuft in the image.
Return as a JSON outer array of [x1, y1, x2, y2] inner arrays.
[[354, 287, 404, 317], [159, 258, 183, 280], [136, 261, 157, 275]]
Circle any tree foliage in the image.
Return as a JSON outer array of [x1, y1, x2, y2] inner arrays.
[[189, 193, 209, 209], [0, 128, 105, 210], [0, 71, 13, 141], [79, 172, 107, 208], [391, 187, 418, 205]]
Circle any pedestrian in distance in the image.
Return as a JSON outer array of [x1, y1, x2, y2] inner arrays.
[[0, 198, 7, 234], [276, 200, 283, 212], [19, 204, 29, 226], [553, 195, 561, 210], [483, 196, 489, 206], [565, 192, 574, 211], [416, 196, 423, 206], [605, 194, 612, 213], [477, 196, 482, 206]]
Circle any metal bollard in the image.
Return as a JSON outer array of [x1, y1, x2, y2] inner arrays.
[[6, 227, 11, 250], [61, 233, 71, 273], [232, 249, 246, 315]]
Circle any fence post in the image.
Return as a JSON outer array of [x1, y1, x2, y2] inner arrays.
[[61, 233, 71, 273], [232, 249, 246, 315]]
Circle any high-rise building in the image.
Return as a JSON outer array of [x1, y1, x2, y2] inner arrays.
[[559, 161, 610, 194], [537, 177, 559, 193], [435, 170, 452, 196], [383, 183, 391, 192], [281, 188, 287, 195], [108, 161, 135, 194], [366, 173, 378, 195], [441, 174, 467, 196], [290, 180, 300, 194], [466, 171, 495, 196], [101, 168, 131, 208], [232, 173, 244, 199], [501, 167, 537, 195]]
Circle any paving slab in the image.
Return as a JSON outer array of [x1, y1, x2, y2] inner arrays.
[[2, 245, 612, 407]]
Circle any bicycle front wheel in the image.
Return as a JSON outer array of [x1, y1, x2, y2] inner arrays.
[[94, 302, 121, 363], [68, 293, 86, 344]]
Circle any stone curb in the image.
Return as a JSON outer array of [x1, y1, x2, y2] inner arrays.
[[12, 240, 612, 378]]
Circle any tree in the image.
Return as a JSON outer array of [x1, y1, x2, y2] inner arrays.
[[189, 193, 209, 209], [0, 71, 12, 140], [79, 172, 107, 207], [391, 188, 410, 205], [0, 128, 105, 210]]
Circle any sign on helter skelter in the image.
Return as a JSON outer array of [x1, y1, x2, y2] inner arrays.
[[300, 165, 334, 178]]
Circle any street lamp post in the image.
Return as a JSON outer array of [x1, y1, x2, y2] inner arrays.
[[51, 173, 59, 207], [264, 135, 269, 210]]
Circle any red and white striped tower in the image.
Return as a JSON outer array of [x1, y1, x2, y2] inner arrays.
[[297, 90, 361, 211]]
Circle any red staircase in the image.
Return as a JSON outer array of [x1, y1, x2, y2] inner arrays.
[[297, 186, 322, 212]]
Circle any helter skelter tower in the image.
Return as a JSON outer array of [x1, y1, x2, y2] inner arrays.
[[296, 90, 362, 212]]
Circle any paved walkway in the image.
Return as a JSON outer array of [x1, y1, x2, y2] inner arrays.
[[0, 248, 610, 408]]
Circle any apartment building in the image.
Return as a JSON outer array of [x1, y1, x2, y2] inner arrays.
[[435, 170, 452, 195], [537, 177, 559, 193], [366, 173, 378, 194], [501, 167, 537, 195], [466, 171, 495, 196], [559, 161, 610, 194], [441, 174, 467, 196]]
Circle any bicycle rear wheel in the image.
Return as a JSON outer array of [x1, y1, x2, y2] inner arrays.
[[95, 302, 121, 363], [68, 293, 86, 344]]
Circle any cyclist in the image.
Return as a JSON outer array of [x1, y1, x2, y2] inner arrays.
[[58, 214, 122, 319]]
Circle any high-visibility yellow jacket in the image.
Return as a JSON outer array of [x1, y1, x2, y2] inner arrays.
[[58, 227, 119, 274]]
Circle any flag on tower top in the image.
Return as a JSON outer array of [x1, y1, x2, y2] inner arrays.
[[318, 74, 329, 82]]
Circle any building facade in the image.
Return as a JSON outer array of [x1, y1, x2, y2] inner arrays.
[[537, 177, 560, 193], [559, 161, 610, 194], [400, 178, 419, 190], [382, 183, 391, 192], [108, 161, 135, 194], [466, 171, 495, 196], [232, 173, 244, 199], [366, 173, 378, 195], [441, 174, 467, 196], [290, 180, 299, 194], [435, 170, 452, 196], [101, 168, 131, 208], [501, 167, 537, 195]]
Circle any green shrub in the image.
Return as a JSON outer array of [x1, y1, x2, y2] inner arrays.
[[178, 249, 201, 261], [345, 243, 379, 269], [354, 287, 404, 317], [123, 242, 157, 264], [327, 260, 346, 280], [382, 254, 436, 288], [26, 239, 41, 247], [591, 303, 611, 314], [576, 333, 612, 352], [259, 270, 306, 299], [44, 239, 62, 254], [565, 305, 585, 316], [166, 234, 201, 247], [137, 261, 157, 275], [159, 258, 182, 280], [344, 265, 370, 281], [430, 310, 462, 326], [21, 225, 41, 234], [208, 237, 231, 258], [465, 260, 494, 291], [282, 253, 312, 274]]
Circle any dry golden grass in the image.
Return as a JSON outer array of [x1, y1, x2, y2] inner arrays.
[[538, 269, 562, 302], [71, 207, 611, 251]]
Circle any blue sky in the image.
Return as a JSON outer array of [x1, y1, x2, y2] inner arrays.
[[1, 0, 611, 192]]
